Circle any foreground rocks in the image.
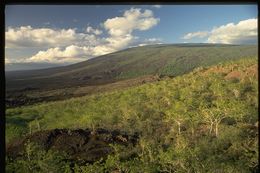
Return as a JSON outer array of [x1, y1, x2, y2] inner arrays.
[[6, 128, 139, 163]]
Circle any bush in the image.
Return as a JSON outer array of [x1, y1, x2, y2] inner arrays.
[[6, 142, 69, 173]]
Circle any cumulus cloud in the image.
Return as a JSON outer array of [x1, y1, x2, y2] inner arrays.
[[25, 45, 92, 63], [6, 26, 74, 48], [6, 8, 160, 64], [104, 8, 159, 37], [207, 18, 257, 44], [182, 31, 209, 40], [182, 18, 257, 44], [103, 8, 159, 51], [5, 26, 98, 48], [105, 34, 136, 50], [92, 45, 115, 56], [86, 26, 103, 35]]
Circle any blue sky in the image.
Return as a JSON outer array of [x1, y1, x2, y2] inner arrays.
[[5, 5, 258, 70]]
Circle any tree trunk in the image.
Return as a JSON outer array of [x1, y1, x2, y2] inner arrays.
[[91, 123, 96, 135], [215, 122, 219, 137], [209, 121, 213, 135]]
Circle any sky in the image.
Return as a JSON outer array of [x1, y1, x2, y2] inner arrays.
[[5, 5, 258, 70]]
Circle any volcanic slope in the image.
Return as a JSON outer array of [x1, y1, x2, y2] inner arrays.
[[6, 44, 257, 91], [6, 57, 258, 172]]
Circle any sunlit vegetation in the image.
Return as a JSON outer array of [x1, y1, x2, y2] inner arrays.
[[6, 57, 258, 172]]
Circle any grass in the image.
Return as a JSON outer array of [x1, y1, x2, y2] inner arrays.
[[6, 56, 258, 172], [6, 56, 258, 143]]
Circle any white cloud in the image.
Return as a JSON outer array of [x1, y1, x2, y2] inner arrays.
[[182, 31, 209, 40], [25, 45, 92, 63], [207, 18, 257, 44], [5, 56, 28, 64], [5, 26, 94, 48], [6, 8, 161, 64], [103, 8, 159, 51], [152, 5, 161, 8], [92, 45, 115, 56], [5, 58, 11, 64], [138, 38, 162, 46], [24, 43, 126, 64], [105, 34, 136, 50], [182, 18, 258, 44], [146, 38, 162, 42], [129, 37, 163, 48], [86, 26, 103, 35], [104, 8, 159, 37]]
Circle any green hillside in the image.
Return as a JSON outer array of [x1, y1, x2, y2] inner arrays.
[[6, 44, 257, 108], [6, 57, 258, 173], [6, 44, 257, 91]]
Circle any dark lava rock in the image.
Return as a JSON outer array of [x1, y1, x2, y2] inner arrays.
[[6, 128, 139, 163]]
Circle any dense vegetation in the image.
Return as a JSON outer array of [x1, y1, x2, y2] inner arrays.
[[6, 57, 258, 172]]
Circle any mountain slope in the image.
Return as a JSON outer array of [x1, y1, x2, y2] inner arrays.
[[6, 56, 258, 142], [6, 44, 257, 91], [6, 57, 258, 172]]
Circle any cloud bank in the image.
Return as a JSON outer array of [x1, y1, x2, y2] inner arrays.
[[182, 18, 258, 44], [6, 26, 86, 48], [182, 31, 209, 40], [208, 18, 257, 44], [6, 8, 160, 64]]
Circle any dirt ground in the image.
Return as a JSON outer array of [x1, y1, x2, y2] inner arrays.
[[6, 75, 161, 108]]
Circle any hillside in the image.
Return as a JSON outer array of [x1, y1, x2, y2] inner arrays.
[[6, 57, 258, 172], [6, 44, 257, 90], [5, 44, 257, 107]]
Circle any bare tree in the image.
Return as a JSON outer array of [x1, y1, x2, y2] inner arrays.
[[202, 108, 227, 137]]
